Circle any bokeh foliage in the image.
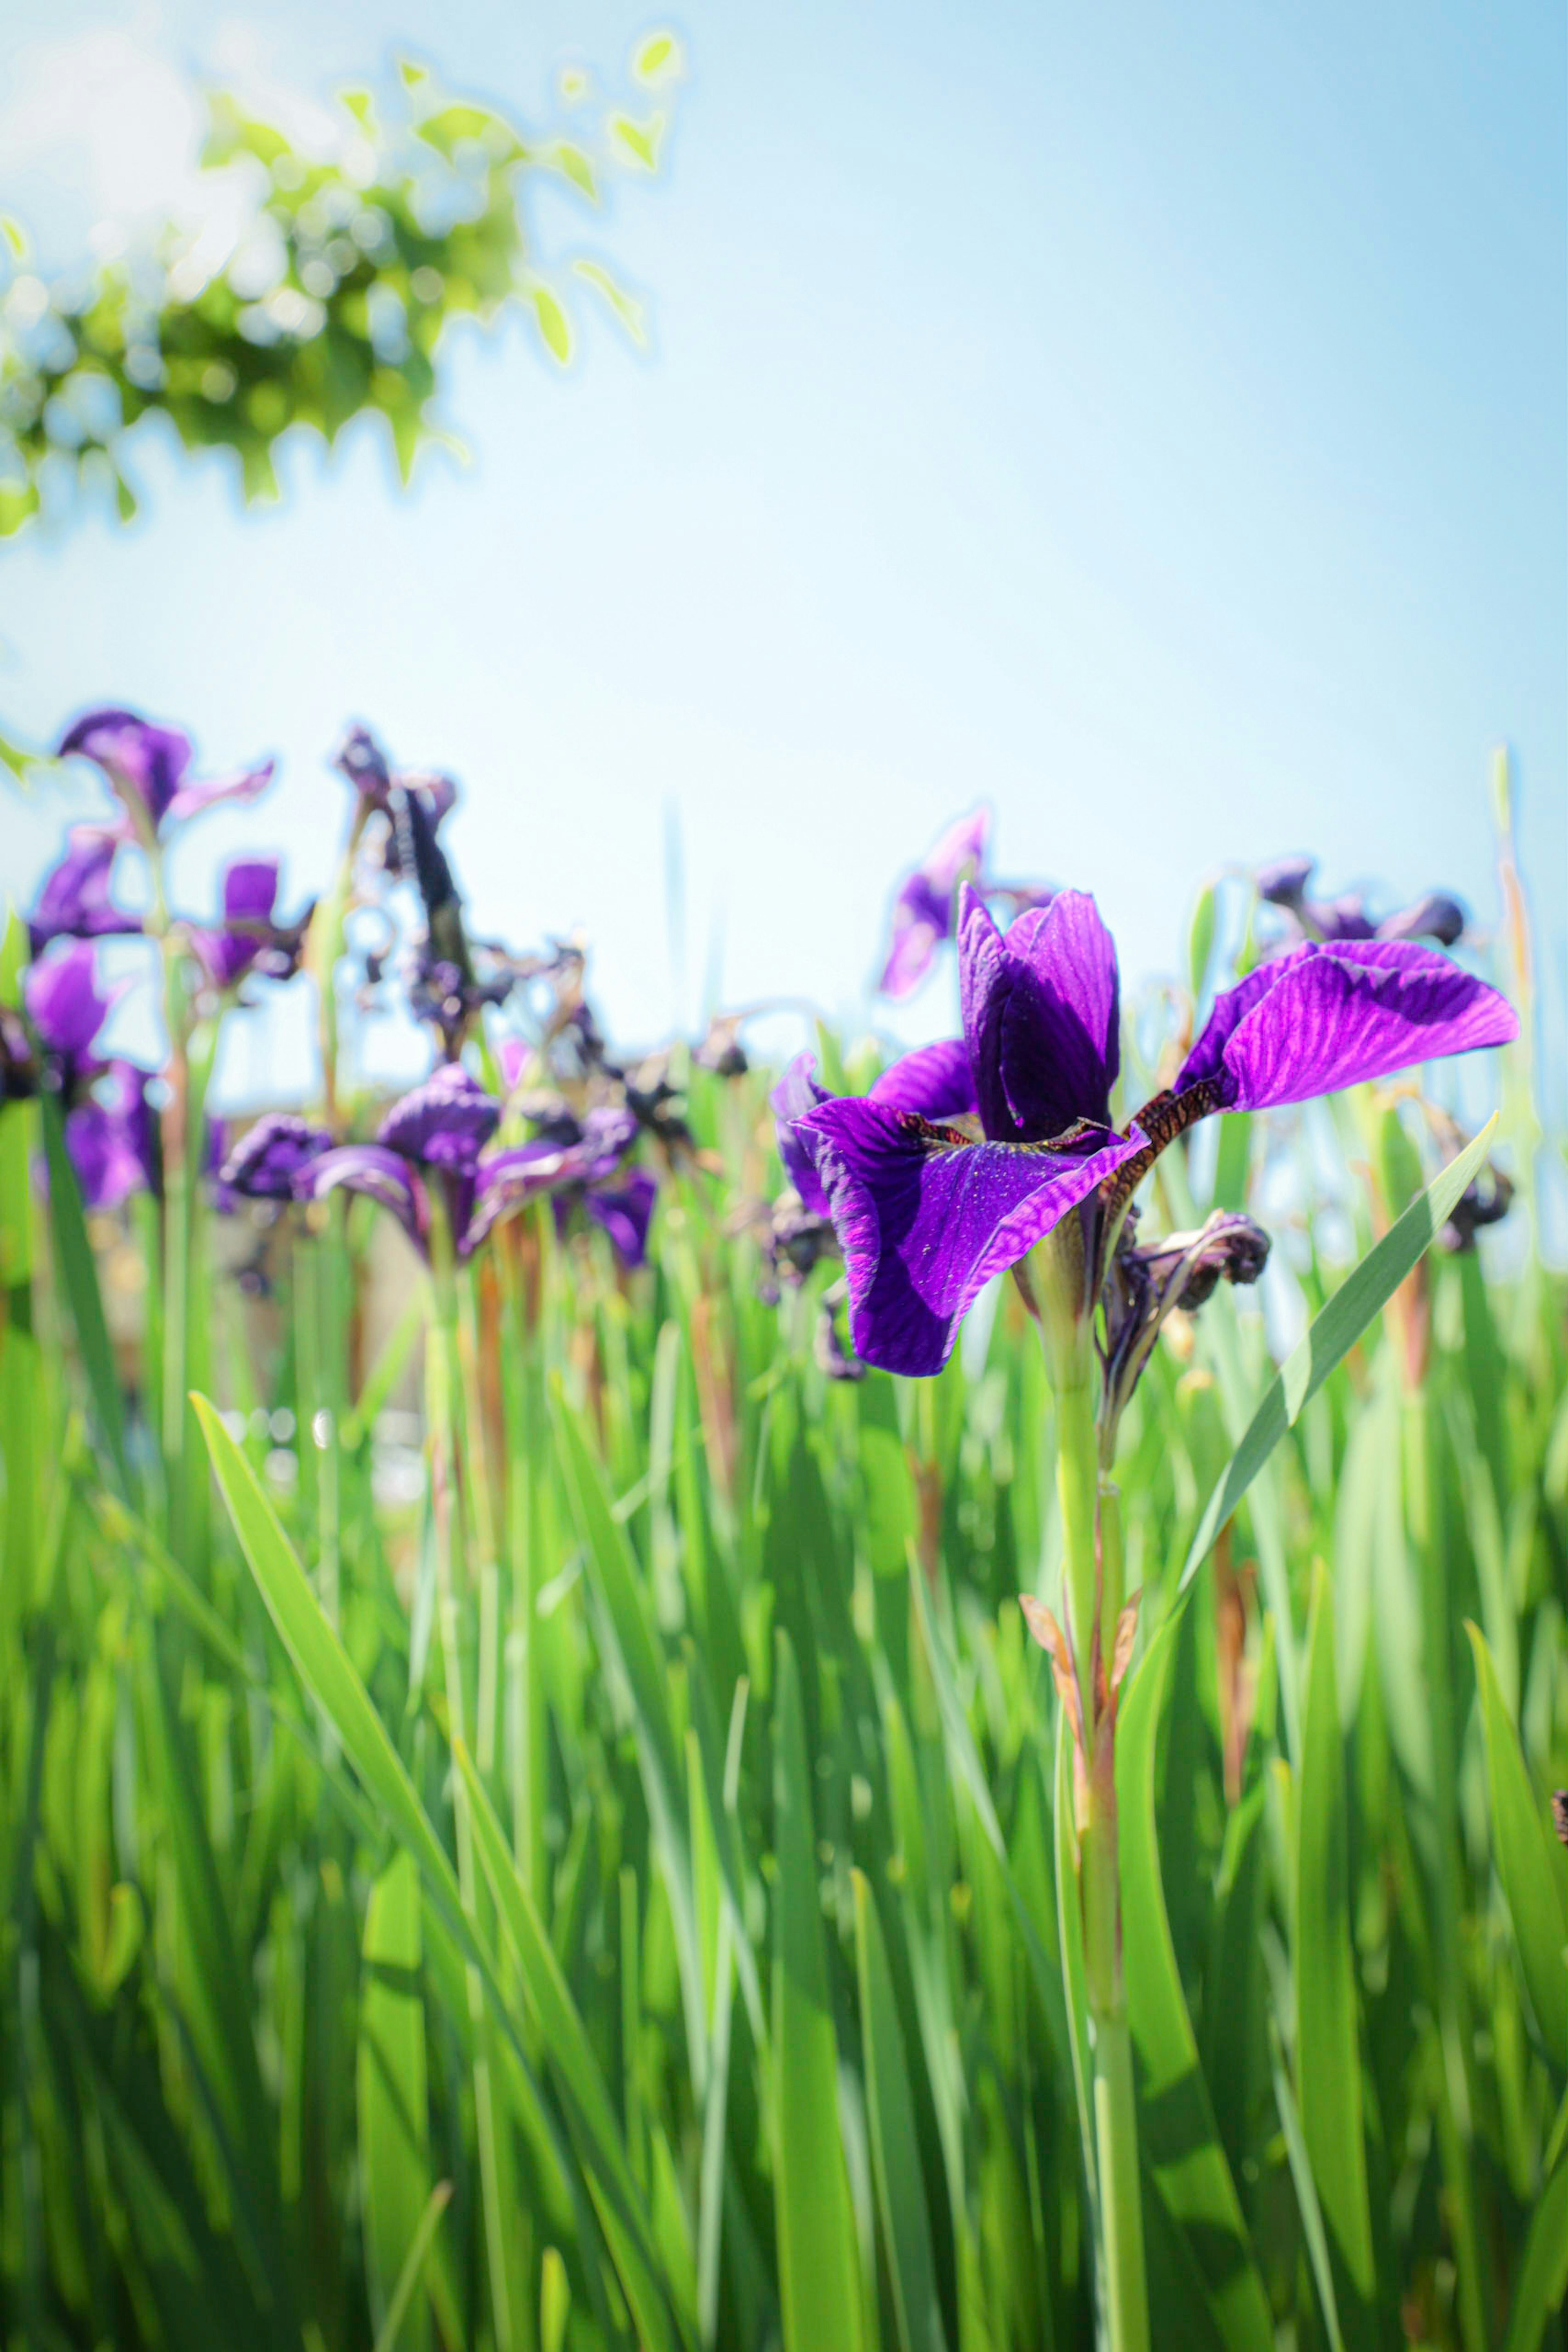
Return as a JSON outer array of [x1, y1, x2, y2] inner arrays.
[[0, 33, 681, 537]]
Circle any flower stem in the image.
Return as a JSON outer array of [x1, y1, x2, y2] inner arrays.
[[1092, 2011, 1149, 2352]]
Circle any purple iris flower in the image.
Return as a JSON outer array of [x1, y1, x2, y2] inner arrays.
[[24, 942, 158, 1208], [29, 825, 143, 956], [570, 1166, 659, 1270], [877, 808, 1056, 999], [791, 885, 1516, 1377], [67, 1063, 158, 1210], [1257, 855, 1466, 951], [190, 858, 312, 993], [219, 1114, 334, 1203], [58, 708, 273, 841], [465, 1105, 644, 1260], [299, 1063, 501, 1260]]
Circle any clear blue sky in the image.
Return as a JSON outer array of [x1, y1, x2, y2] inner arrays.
[[3, 0, 1564, 1114]]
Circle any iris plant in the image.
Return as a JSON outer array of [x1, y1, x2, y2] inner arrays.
[[785, 880, 1516, 2352], [1256, 852, 1466, 950], [23, 941, 157, 1207], [877, 806, 1054, 998]]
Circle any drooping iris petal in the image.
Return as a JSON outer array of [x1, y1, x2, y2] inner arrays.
[[1177, 940, 1518, 1113], [303, 1145, 430, 1255], [867, 1038, 979, 1120], [66, 1061, 157, 1208], [164, 759, 275, 827], [958, 885, 1120, 1141], [220, 1113, 332, 1201], [770, 1052, 832, 1213], [57, 705, 272, 833], [193, 858, 281, 990], [378, 1062, 498, 1173], [1256, 855, 1315, 907], [796, 1094, 1143, 1376], [463, 1106, 640, 1256], [29, 825, 140, 955], [876, 808, 990, 999], [583, 1168, 658, 1269], [24, 941, 116, 1060]]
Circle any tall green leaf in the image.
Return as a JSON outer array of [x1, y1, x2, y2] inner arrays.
[[1183, 1117, 1497, 1583], [1294, 1569, 1376, 2349], [1466, 1623, 1568, 2072], [359, 1852, 435, 2352], [772, 1627, 865, 2352], [852, 1868, 949, 2352], [1117, 1615, 1274, 2352]]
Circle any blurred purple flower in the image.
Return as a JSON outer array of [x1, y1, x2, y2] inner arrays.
[[22, 942, 158, 1206], [791, 885, 1516, 1375], [58, 707, 272, 840], [219, 1113, 333, 1203], [1258, 855, 1466, 950], [29, 825, 142, 956], [465, 1105, 642, 1259], [191, 858, 313, 993], [876, 808, 1056, 999], [65, 1061, 157, 1210]]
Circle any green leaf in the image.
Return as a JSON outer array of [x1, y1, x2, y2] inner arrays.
[[372, 2183, 453, 2352], [1294, 1568, 1376, 2348], [633, 30, 684, 82], [772, 1628, 866, 2352], [1116, 1615, 1274, 2351], [851, 1870, 949, 2352], [531, 284, 572, 363], [359, 1853, 435, 2352], [39, 1092, 128, 1497], [610, 111, 664, 170], [455, 1742, 688, 2352], [1501, 2158, 1568, 2352], [1268, 2040, 1345, 2352], [1182, 1115, 1497, 1583], [1466, 1623, 1568, 2072], [571, 259, 648, 344]]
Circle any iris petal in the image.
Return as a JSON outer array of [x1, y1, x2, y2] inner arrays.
[[958, 885, 1120, 1140], [797, 1094, 1142, 1376], [867, 1038, 978, 1120], [1178, 939, 1518, 1112]]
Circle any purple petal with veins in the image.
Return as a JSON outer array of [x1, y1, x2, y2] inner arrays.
[[959, 885, 1120, 1141], [796, 1094, 1142, 1376], [770, 1051, 832, 1213], [867, 1038, 979, 1120], [1177, 939, 1518, 1113]]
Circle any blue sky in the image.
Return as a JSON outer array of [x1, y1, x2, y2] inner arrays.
[[2, 0, 1563, 1113]]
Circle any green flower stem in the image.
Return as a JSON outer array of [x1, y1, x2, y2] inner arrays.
[[459, 1267, 502, 1783], [426, 1195, 517, 2352], [1099, 1479, 1125, 1639], [1091, 2010, 1149, 2352], [1056, 1374, 1100, 1712]]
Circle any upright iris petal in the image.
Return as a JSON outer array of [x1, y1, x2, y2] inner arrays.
[[193, 859, 282, 992], [1177, 939, 1518, 1113], [959, 885, 1120, 1140]]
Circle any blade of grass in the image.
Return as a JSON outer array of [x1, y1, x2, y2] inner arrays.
[[1182, 1117, 1497, 1585]]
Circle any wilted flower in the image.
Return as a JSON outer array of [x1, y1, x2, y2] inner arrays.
[[877, 807, 1055, 999], [58, 707, 273, 843], [693, 1012, 748, 1078], [1100, 1206, 1270, 1431], [788, 885, 1517, 1377], [1257, 855, 1466, 951]]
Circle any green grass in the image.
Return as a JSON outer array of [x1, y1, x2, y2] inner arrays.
[[1, 1019, 1564, 2352]]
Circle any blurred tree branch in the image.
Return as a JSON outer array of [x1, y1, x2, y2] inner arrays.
[[0, 31, 683, 540]]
